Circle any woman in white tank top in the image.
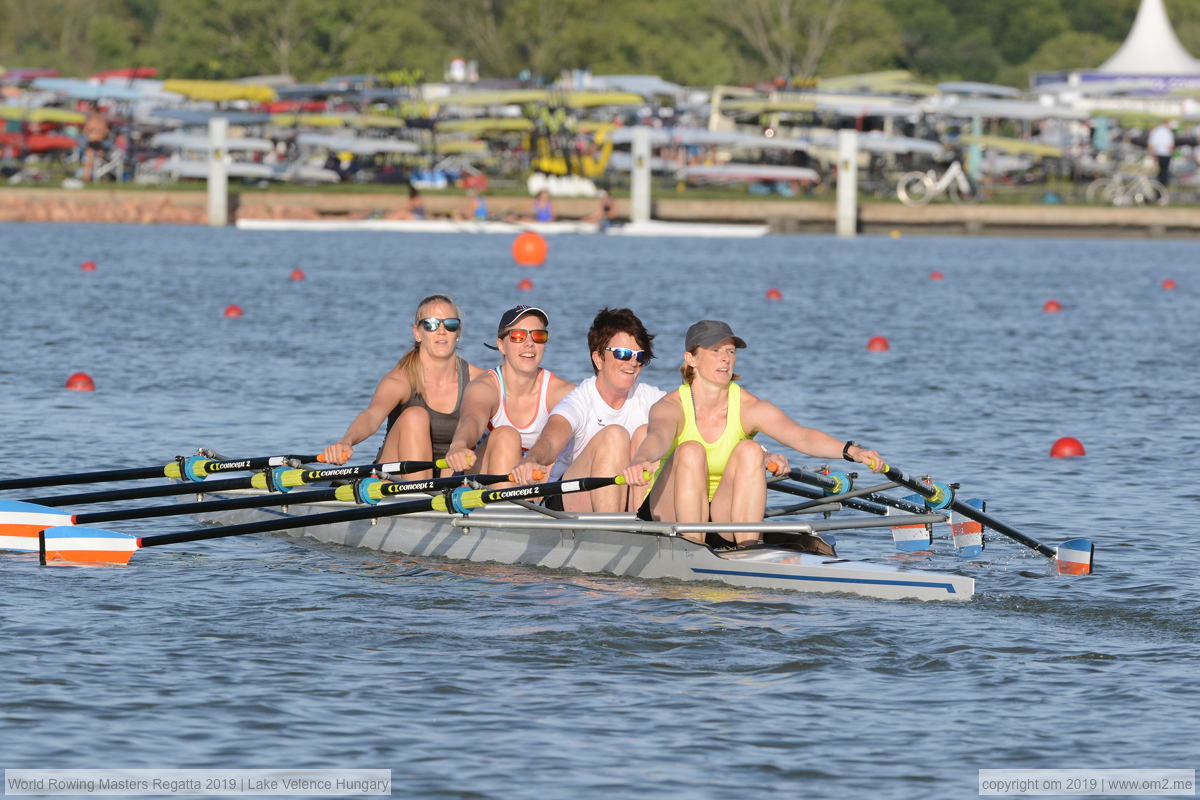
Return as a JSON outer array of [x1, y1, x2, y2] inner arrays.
[[444, 306, 575, 482]]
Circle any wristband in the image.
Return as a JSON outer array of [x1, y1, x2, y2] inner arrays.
[[842, 440, 858, 462]]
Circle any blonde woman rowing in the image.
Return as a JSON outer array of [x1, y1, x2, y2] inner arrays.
[[321, 294, 484, 477], [623, 320, 883, 547]]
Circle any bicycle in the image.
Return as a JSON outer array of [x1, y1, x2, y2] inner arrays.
[[1084, 172, 1168, 206], [896, 161, 974, 206]]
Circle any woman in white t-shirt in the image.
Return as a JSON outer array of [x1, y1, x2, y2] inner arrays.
[[512, 308, 664, 512]]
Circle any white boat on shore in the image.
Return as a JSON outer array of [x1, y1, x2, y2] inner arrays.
[[234, 217, 770, 237], [187, 488, 973, 602]]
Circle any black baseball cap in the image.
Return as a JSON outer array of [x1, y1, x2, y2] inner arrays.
[[684, 320, 747, 350], [497, 305, 549, 335]]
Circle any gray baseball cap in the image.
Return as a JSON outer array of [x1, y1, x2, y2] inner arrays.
[[684, 320, 747, 350]]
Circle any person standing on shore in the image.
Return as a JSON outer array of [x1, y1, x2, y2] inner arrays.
[[1148, 120, 1176, 187], [82, 104, 110, 183]]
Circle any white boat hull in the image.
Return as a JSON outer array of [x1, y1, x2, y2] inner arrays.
[[193, 493, 974, 602], [233, 218, 769, 238]]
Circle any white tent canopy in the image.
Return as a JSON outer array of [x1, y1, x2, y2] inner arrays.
[[1098, 0, 1200, 75]]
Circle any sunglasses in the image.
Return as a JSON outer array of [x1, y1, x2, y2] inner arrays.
[[503, 328, 549, 344], [605, 347, 648, 364], [419, 317, 461, 332]]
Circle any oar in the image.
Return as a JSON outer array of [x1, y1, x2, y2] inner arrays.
[[23, 459, 448, 507], [879, 464, 1094, 575], [768, 479, 890, 515], [0, 453, 325, 492], [787, 468, 927, 514], [38, 474, 631, 566], [1, 460, 451, 551]]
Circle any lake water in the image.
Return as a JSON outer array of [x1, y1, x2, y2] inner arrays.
[[1, 223, 1197, 799]]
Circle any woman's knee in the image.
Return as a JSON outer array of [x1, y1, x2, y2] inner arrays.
[[396, 405, 430, 433]]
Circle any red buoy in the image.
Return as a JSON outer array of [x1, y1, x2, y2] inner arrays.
[[65, 372, 95, 392], [80, 260, 96, 272], [512, 232, 548, 266], [866, 336, 890, 352], [289, 268, 306, 281], [1043, 300, 1062, 313], [765, 287, 783, 301], [223, 305, 244, 318], [1050, 437, 1086, 458], [517, 278, 534, 291], [1162, 278, 1177, 290], [929, 271, 944, 281]]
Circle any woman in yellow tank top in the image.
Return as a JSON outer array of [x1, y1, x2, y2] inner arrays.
[[624, 320, 884, 547]]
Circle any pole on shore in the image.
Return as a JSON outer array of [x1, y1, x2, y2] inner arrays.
[[836, 128, 858, 238], [631, 126, 651, 225], [207, 117, 229, 227]]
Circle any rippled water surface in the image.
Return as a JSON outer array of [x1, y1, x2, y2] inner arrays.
[[2, 223, 1198, 799]]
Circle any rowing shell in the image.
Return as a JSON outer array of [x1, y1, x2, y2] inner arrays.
[[189, 489, 974, 602], [233, 219, 770, 238]]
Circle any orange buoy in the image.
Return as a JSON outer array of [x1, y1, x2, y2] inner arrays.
[[80, 260, 96, 272], [866, 336, 890, 352], [517, 278, 535, 291], [765, 287, 783, 301], [223, 305, 244, 318], [65, 372, 95, 391], [289, 268, 306, 281], [1043, 300, 1062, 313], [1050, 437, 1085, 458], [930, 271, 944, 281], [1162, 278, 1177, 290], [512, 232, 548, 266]]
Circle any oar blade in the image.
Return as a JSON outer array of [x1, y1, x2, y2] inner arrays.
[[888, 496, 933, 552], [39, 526, 139, 566], [1055, 538, 1094, 576], [0, 500, 74, 552], [949, 498, 986, 558]]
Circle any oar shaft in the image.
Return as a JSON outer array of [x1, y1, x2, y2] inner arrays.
[[789, 469, 925, 514], [138, 476, 621, 549], [881, 465, 1056, 559], [139, 496, 439, 548], [75, 474, 502, 525], [30, 475, 256, 506], [769, 480, 889, 515], [0, 454, 320, 492]]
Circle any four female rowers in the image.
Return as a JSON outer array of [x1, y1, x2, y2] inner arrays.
[[325, 296, 882, 548]]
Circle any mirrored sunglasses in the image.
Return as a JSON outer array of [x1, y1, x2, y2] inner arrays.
[[605, 347, 648, 364], [419, 317, 461, 332], [504, 328, 549, 344]]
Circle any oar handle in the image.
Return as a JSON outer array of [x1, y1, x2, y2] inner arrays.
[[880, 464, 1057, 560]]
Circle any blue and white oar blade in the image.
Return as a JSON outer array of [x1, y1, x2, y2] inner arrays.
[[949, 498, 986, 558], [40, 526, 139, 566], [888, 505, 932, 552], [0, 500, 74, 552], [1055, 538, 1094, 576]]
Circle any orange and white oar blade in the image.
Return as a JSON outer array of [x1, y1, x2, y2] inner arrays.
[[1055, 538, 1094, 576], [39, 526, 139, 566], [949, 498, 986, 558], [888, 498, 932, 552], [0, 500, 74, 552]]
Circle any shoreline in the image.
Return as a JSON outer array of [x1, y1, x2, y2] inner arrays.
[[2, 187, 1198, 238]]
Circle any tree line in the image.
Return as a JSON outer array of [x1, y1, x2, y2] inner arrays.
[[3, 0, 1198, 90]]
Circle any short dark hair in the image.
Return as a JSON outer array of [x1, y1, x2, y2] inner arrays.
[[587, 308, 654, 375]]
